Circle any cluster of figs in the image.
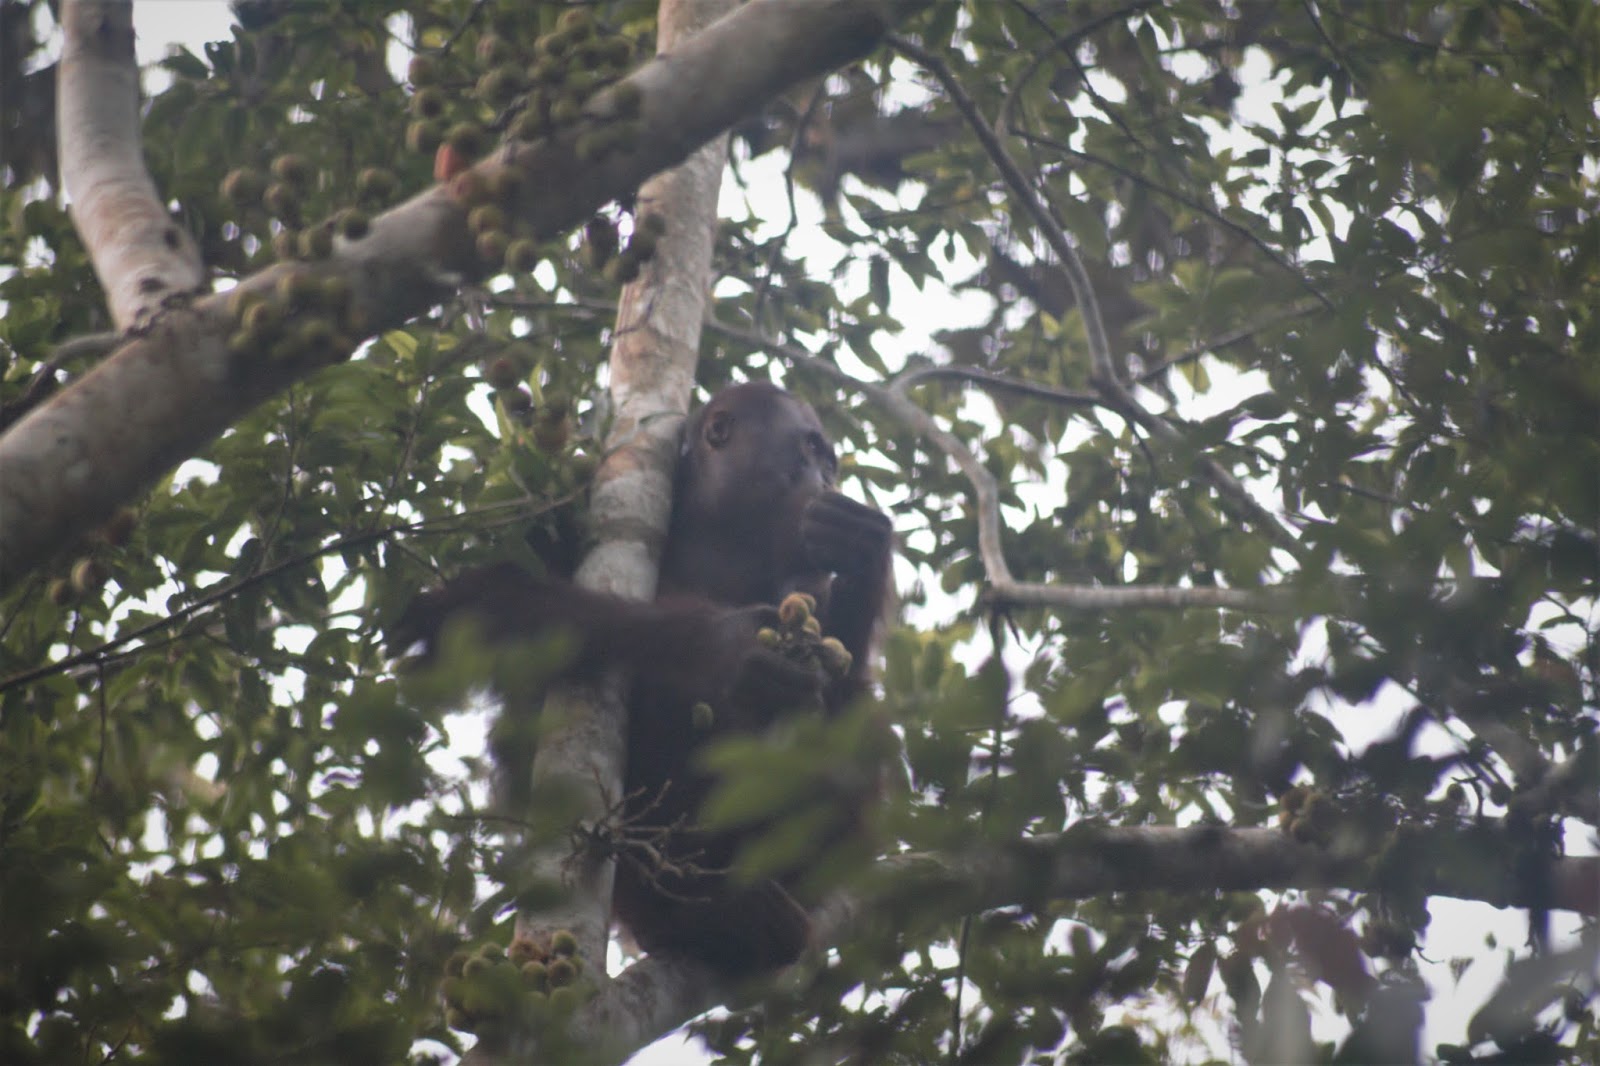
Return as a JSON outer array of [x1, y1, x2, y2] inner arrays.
[[440, 930, 589, 1036]]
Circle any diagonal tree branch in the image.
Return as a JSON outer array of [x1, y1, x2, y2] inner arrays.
[[814, 825, 1600, 940], [1018, 131, 1335, 312], [0, 0, 933, 593]]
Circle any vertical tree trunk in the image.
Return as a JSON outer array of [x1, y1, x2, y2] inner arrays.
[[468, 1, 736, 1060]]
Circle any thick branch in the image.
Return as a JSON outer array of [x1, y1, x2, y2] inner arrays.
[[984, 580, 1279, 613], [57, 0, 203, 330], [0, 0, 931, 592], [816, 825, 1600, 937], [563, 821, 1598, 1064], [568, 954, 724, 1065]]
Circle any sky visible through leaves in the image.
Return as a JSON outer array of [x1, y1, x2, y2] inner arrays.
[[88, 3, 1599, 1062]]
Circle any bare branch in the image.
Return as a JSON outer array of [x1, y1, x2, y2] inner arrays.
[[985, 580, 1281, 613], [57, 0, 203, 330]]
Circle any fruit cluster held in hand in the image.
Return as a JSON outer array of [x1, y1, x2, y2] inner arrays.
[[760, 592, 854, 680]]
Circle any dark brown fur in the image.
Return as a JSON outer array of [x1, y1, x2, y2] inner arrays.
[[397, 382, 892, 973]]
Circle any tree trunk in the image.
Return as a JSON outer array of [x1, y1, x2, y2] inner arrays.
[[465, 2, 737, 1061]]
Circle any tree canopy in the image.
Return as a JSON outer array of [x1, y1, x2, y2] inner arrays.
[[1, 1, 1596, 1064]]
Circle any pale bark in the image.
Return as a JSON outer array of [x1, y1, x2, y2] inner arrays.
[[0, 0, 929, 591], [568, 954, 721, 1065], [57, 0, 203, 330], [465, 0, 738, 1062]]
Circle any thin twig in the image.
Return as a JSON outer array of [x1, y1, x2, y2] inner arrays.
[[895, 364, 1101, 407], [753, 87, 826, 327], [0, 494, 570, 694], [889, 34, 1304, 558], [1135, 299, 1324, 383], [1299, 0, 1367, 95], [888, 36, 1115, 383], [1019, 132, 1335, 311], [995, 0, 1164, 136], [1005, 0, 1157, 162]]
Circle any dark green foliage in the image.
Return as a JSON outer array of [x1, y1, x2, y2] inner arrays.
[[2, 0, 1597, 1064]]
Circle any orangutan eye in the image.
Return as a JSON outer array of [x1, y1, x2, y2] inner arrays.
[[806, 432, 837, 473], [705, 411, 734, 447]]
